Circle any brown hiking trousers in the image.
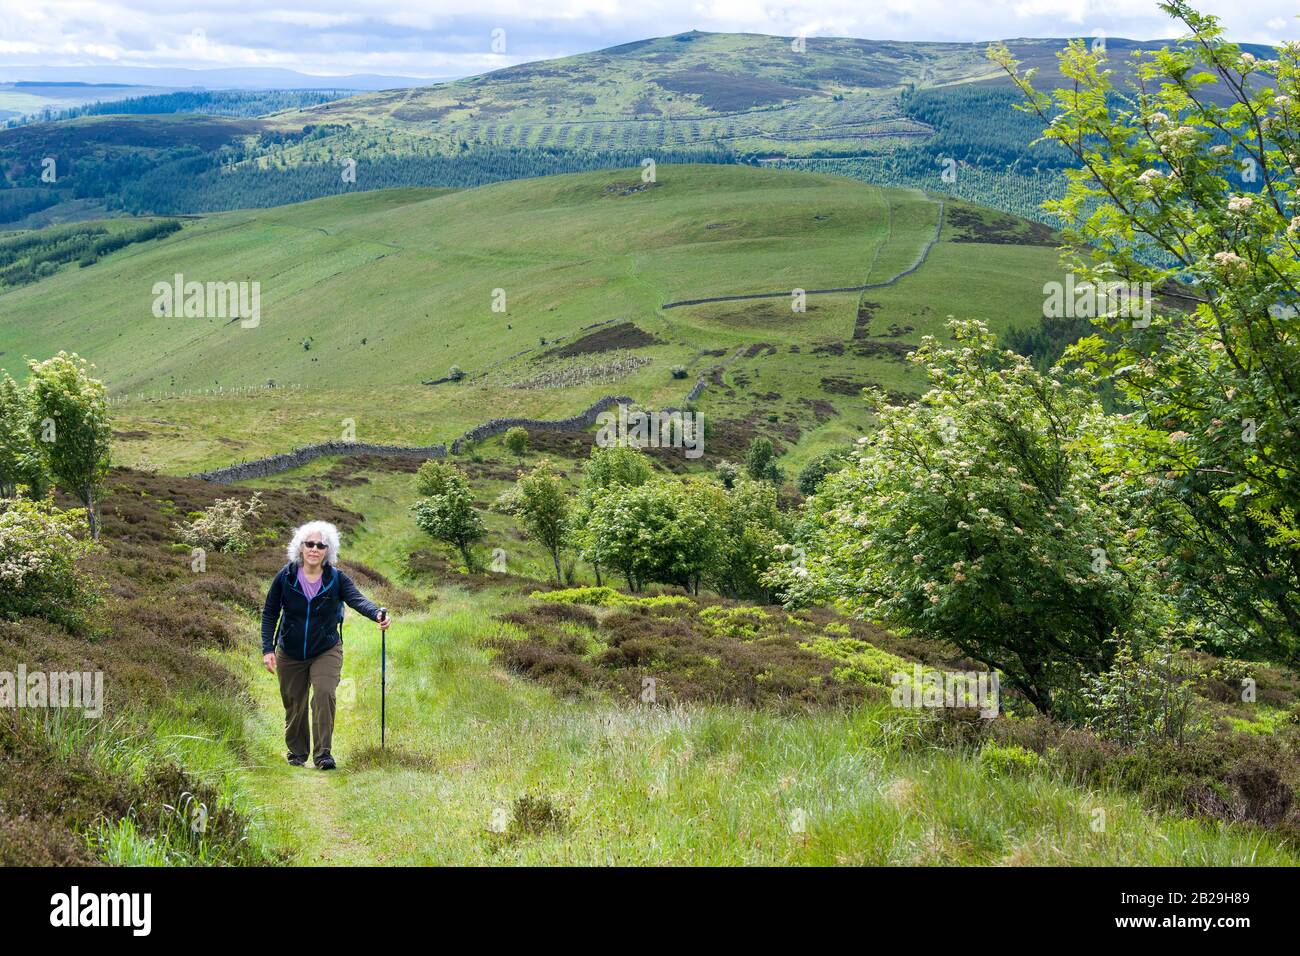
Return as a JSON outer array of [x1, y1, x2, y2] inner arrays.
[[276, 642, 343, 764]]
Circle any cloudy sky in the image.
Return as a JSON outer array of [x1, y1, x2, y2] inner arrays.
[[5, 0, 1298, 79]]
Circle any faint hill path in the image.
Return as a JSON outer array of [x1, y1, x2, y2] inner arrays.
[[661, 193, 944, 310]]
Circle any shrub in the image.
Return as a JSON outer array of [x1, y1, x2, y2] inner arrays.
[[799, 636, 914, 688], [26, 352, 111, 540], [978, 742, 1040, 777], [515, 459, 568, 583], [744, 436, 782, 483], [994, 6, 1300, 664], [503, 426, 528, 461], [173, 492, 263, 554], [1225, 709, 1295, 736], [491, 484, 523, 514], [1079, 638, 1204, 747], [577, 477, 718, 593], [670, 365, 688, 379], [761, 542, 823, 610], [1102, 734, 1297, 828], [578, 445, 652, 492], [802, 320, 1161, 714], [499, 599, 869, 711], [627, 594, 693, 610], [0, 371, 47, 499], [699, 605, 770, 640], [530, 586, 690, 610], [414, 459, 460, 498], [705, 476, 790, 601], [533, 586, 625, 606], [797, 450, 850, 496], [0, 497, 96, 630], [412, 461, 485, 570]]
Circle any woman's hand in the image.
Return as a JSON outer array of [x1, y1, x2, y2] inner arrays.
[[263, 652, 277, 674], [378, 613, 391, 631]]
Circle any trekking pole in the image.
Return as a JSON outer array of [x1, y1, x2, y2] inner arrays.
[[378, 608, 389, 749]]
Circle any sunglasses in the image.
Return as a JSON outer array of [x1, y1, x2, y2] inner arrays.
[[302, 541, 328, 550]]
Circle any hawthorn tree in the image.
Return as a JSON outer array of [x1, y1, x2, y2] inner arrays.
[[797, 449, 850, 496], [0, 497, 96, 631], [579, 445, 652, 491], [579, 476, 718, 593], [744, 436, 782, 483], [714, 459, 740, 490], [516, 459, 570, 583], [803, 322, 1161, 714], [992, 1, 1300, 662], [504, 426, 529, 463], [0, 372, 46, 500], [704, 475, 790, 601], [412, 460, 485, 570], [415, 458, 457, 498], [569, 445, 652, 586], [26, 353, 111, 540]]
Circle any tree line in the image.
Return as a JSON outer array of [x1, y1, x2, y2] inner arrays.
[[412, 431, 792, 603], [20, 89, 355, 126], [0, 219, 180, 286]]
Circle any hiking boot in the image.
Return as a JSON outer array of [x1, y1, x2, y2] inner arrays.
[[286, 753, 307, 767], [316, 753, 336, 770]]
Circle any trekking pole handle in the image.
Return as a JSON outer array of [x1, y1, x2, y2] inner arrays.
[[378, 607, 388, 623]]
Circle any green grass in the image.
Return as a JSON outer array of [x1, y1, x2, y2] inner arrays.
[[16, 437, 1295, 866], [0, 165, 950, 393], [222, 586, 1296, 865], [164, 455, 1294, 866], [16, 697, 282, 866], [2, 165, 1061, 480]]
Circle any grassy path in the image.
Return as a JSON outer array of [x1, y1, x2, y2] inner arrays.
[[226, 588, 1300, 866]]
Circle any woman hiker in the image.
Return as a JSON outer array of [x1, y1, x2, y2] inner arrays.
[[261, 521, 390, 770]]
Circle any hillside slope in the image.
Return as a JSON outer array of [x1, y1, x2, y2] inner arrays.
[[0, 164, 1065, 472], [281, 32, 1258, 159], [11, 463, 1298, 867]]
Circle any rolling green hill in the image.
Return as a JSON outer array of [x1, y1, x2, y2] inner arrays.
[[0, 163, 1063, 474]]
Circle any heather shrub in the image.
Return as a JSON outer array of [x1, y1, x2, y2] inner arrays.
[[978, 742, 1040, 777], [799, 635, 914, 688], [530, 586, 690, 610]]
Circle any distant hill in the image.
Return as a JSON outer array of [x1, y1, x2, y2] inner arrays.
[[0, 31, 1278, 226], [0, 65, 436, 126], [0, 65, 442, 91], [0, 81, 179, 125], [279, 31, 1269, 156]]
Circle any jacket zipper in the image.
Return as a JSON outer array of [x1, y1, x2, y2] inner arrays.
[[300, 568, 336, 658]]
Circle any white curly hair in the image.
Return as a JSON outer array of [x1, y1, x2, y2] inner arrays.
[[286, 521, 341, 566]]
